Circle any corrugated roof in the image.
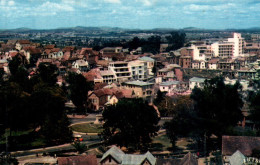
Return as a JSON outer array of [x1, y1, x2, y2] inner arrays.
[[229, 150, 245, 165], [189, 77, 205, 83], [139, 56, 155, 62], [160, 81, 180, 86], [124, 80, 154, 86], [100, 146, 156, 165]]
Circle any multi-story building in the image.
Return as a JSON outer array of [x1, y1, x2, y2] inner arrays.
[[139, 56, 155, 75], [211, 42, 234, 57], [122, 80, 154, 101], [128, 60, 148, 81], [228, 33, 244, 57], [211, 33, 244, 58], [108, 61, 131, 82]]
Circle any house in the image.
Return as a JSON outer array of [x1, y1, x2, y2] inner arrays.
[[122, 80, 154, 101], [227, 150, 245, 165], [156, 152, 198, 165], [159, 81, 180, 93], [15, 40, 31, 50], [72, 60, 89, 72], [208, 58, 219, 70], [189, 77, 206, 90], [58, 155, 97, 165], [222, 135, 260, 157], [100, 146, 156, 165]]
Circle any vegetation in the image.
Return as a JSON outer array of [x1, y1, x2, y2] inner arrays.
[[66, 72, 93, 113], [165, 77, 243, 153], [0, 59, 73, 152], [71, 123, 103, 133], [102, 98, 160, 150]]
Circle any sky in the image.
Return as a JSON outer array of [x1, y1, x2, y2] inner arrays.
[[0, 0, 260, 30]]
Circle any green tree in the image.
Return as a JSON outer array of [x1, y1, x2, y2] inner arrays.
[[164, 96, 198, 149], [66, 72, 93, 113], [190, 77, 243, 144], [37, 63, 58, 86], [166, 32, 186, 51], [30, 87, 72, 144], [249, 90, 260, 134], [102, 98, 160, 150]]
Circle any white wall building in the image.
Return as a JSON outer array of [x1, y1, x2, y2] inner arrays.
[[189, 77, 206, 90], [108, 61, 131, 83], [128, 60, 148, 81]]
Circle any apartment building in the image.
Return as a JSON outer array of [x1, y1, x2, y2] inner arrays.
[[128, 60, 148, 81], [108, 61, 131, 82], [122, 80, 154, 101]]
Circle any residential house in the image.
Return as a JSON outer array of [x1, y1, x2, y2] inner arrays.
[[122, 80, 154, 101], [159, 81, 180, 93], [100, 146, 156, 165], [15, 40, 31, 50], [208, 58, 219, 70], [58, 155, 97, 165], [189, 77, 206, 90], [156, 152, 198, 165], [72, 60, 89, 73], [222, 135, 260, 157]]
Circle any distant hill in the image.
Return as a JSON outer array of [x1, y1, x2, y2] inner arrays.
[[0, 26, 259, 33]]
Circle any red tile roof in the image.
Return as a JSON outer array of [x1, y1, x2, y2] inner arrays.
[[222, 135, 260, 156], [58, 155, 97, 165], [18, 40, 30, 44], [44, 44, 56, 49]]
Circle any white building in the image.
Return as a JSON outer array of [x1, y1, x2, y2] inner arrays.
[[128, 60, 148, 81], [228, 33, 244, 57], [72, 60, 89, 72], [139, 56, 155, 75], [211, 33, 244, 58], [190, 44, 207, 61], [159, 81, 180, 92], [108, 61, 131, 83], [189, 77, 206, 90]]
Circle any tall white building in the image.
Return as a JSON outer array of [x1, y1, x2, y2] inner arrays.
[[211, 33, 244, 58], [227, 33, 244, 57]]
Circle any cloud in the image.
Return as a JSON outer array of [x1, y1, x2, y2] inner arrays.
[[104, 0, 121, 4]]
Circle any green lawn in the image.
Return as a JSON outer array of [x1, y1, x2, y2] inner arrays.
[[151, 134, 172, 151], [71, 123, 103, 133]]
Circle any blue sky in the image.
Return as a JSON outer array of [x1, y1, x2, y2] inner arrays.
[[0, 0, 259, 29]]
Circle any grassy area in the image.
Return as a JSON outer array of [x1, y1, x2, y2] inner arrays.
[[0, 129, 47, 151], [71, 123, 103, 133], [151, 135, 172, 151]]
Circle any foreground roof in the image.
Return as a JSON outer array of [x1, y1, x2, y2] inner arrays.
[[222, 135, 260, 156], [100, 146, 156, 165]]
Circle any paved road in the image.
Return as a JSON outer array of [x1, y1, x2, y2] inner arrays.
[[12, 140, 102, 158], [69, 113, 97, 124]]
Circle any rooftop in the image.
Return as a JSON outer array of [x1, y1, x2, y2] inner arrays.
[[124, 80, 154, 86], [189, 77, 206, 83]]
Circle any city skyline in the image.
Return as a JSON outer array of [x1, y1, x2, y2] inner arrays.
[[0, 0, 260, 30]]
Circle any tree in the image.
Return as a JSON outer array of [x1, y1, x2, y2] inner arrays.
[[37, 63, 58, 86], [102, 98, 160, 150], [164, 96, 198, 149], [166, 32, 186, 51], [190, 77, 243, 143], [66, 72, 93, 113], [249, 90, 260, 134], [30, 86, 72, 144], [142, 36, 161, 54]]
